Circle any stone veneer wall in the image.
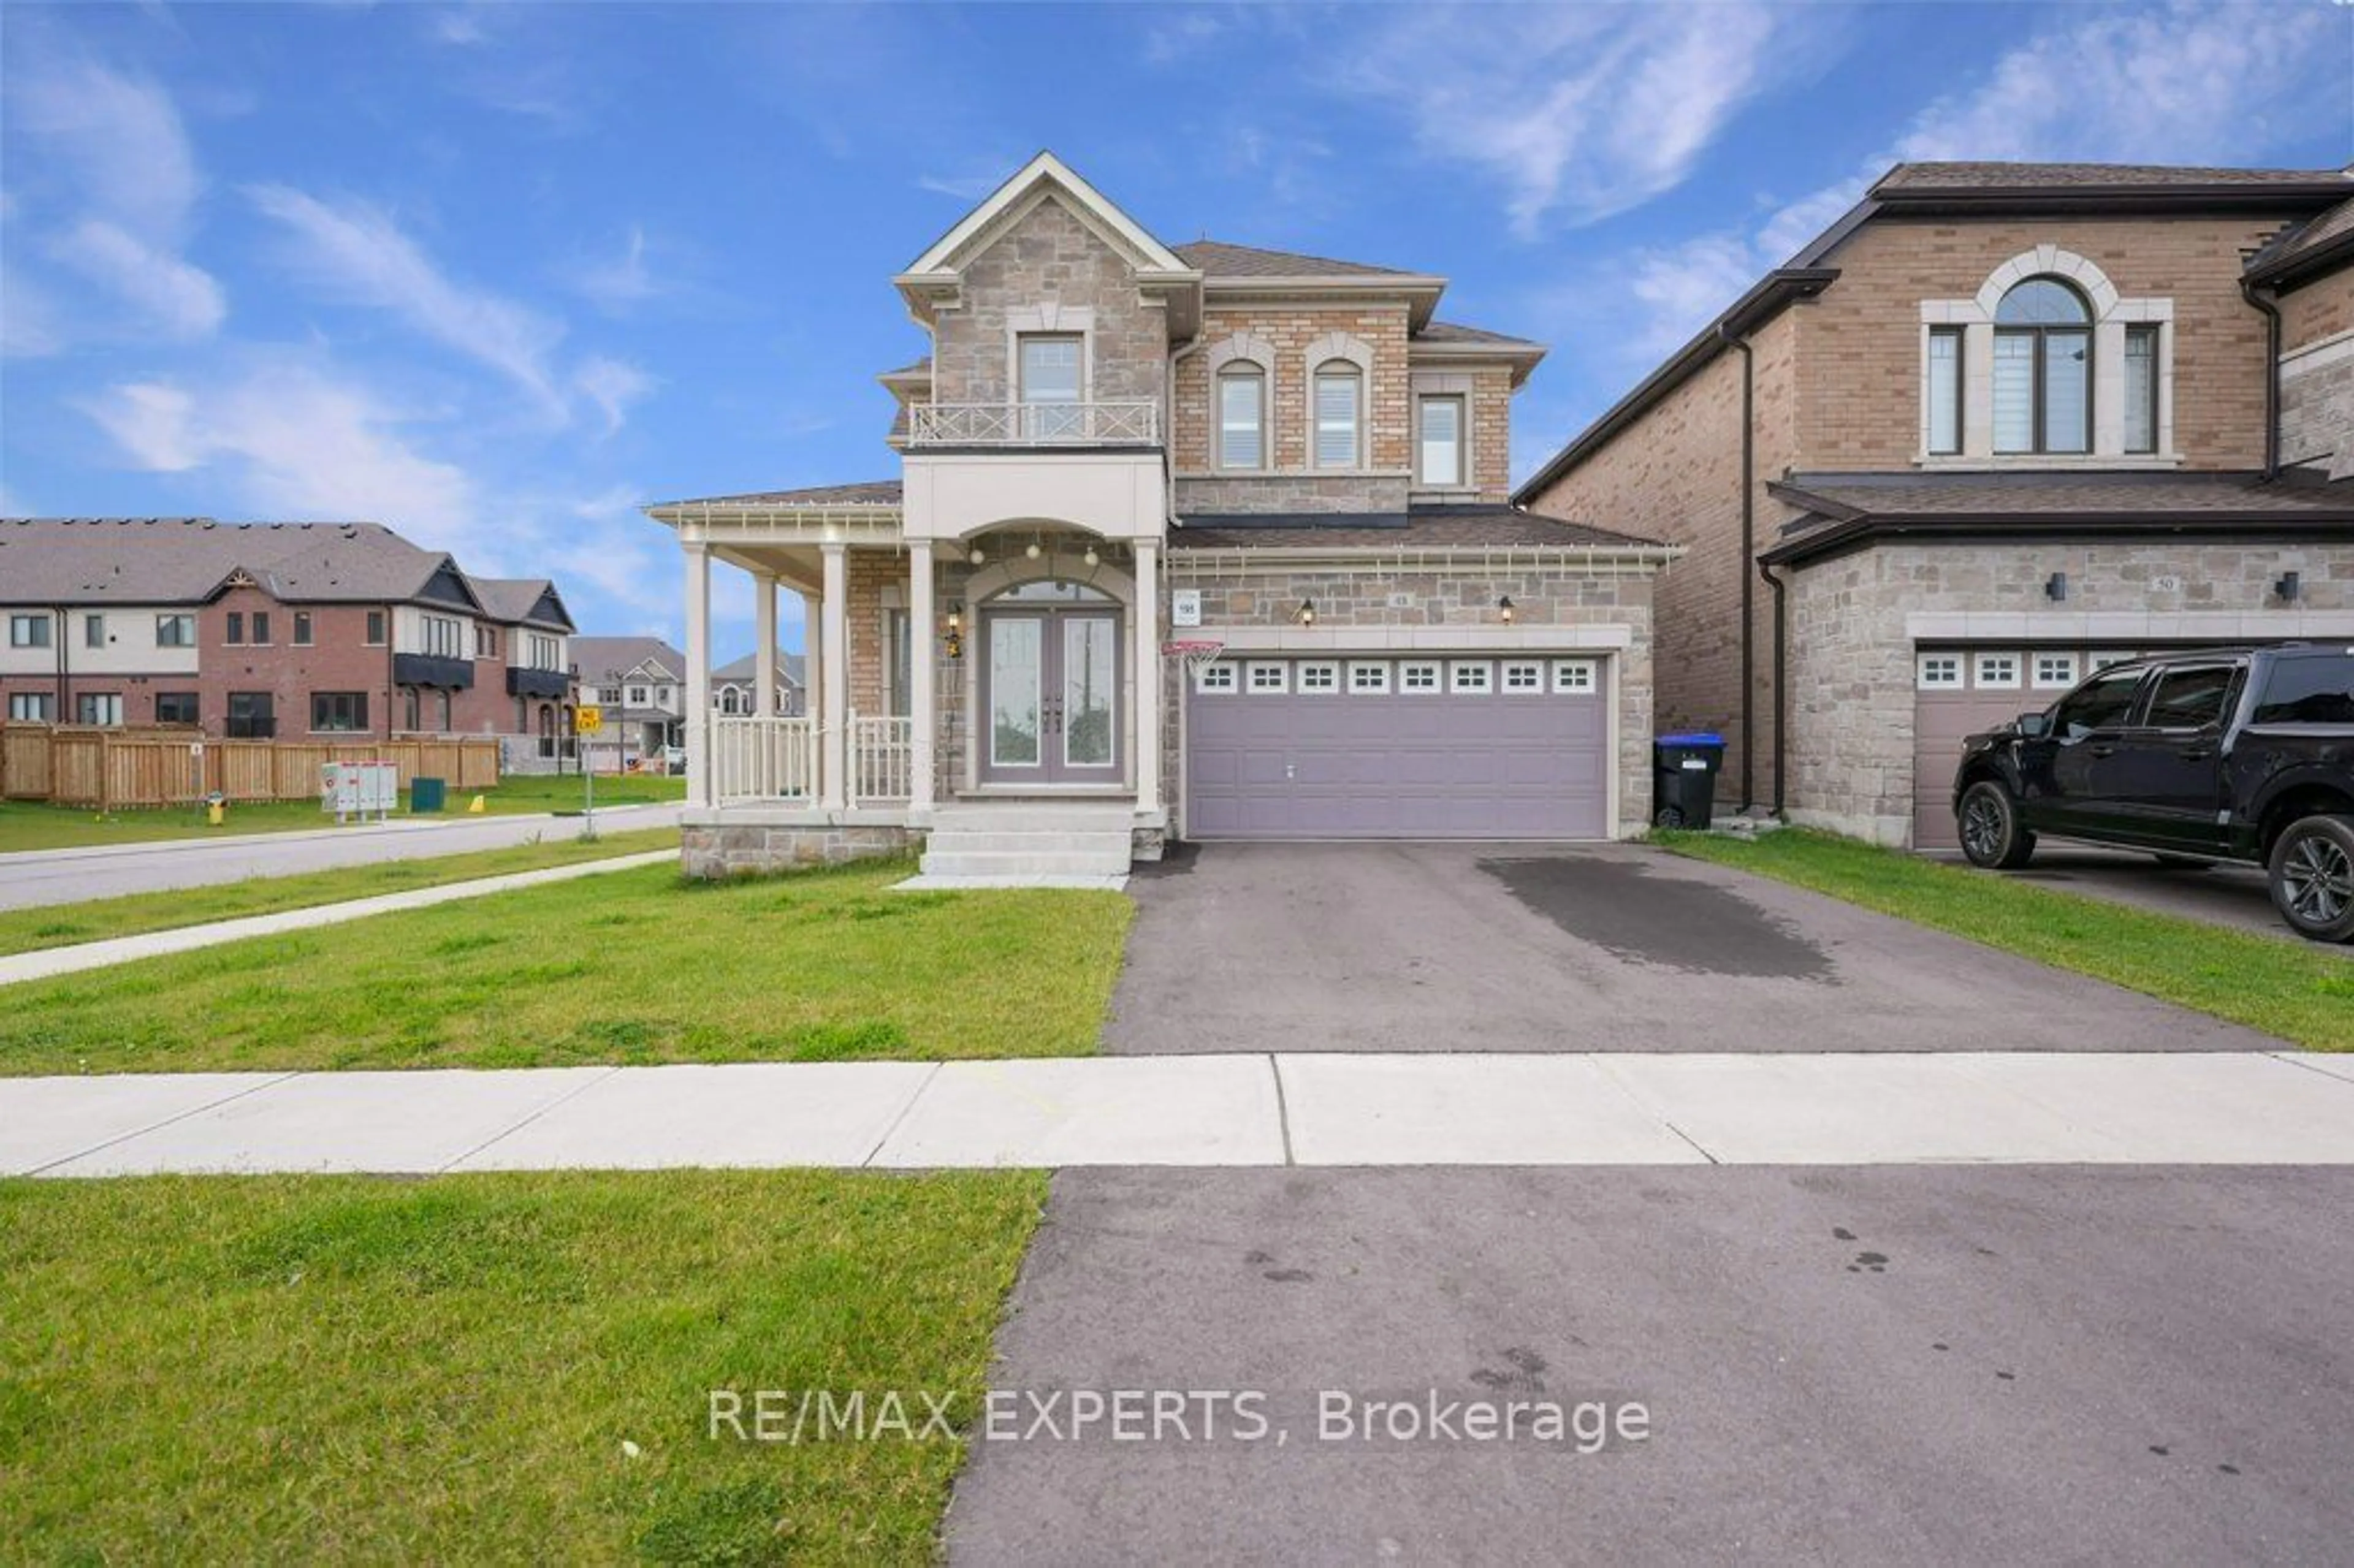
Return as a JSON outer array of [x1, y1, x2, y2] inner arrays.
[[1175, 474, 1410, 514], [681, 822, 918, 878], [1160, 554, 1656, 837], [2278, 268, 2353, 478], [1783, 539, 2354, 845], [931, 194, 1168, 408]]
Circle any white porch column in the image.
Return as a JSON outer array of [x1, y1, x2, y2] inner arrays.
[[753, 571, 778, 717], [819, 542, 850, 809], [800, 588, 820, 720], [684, 542, 713, 807], [1132, 539, 1161, 814], [908, 544, 937, 812]]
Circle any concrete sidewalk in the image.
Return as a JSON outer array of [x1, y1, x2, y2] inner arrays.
[[0, 849, 675, 987], [8, 1051, 2352, 1176]]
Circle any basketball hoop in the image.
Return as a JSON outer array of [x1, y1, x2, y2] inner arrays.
[[1160, 638, 1226, 682]]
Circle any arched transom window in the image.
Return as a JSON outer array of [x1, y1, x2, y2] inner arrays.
[[1992, 278, 2091, 455]]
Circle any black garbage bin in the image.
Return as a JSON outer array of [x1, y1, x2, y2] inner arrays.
[[1652, 733, 1725, 829]]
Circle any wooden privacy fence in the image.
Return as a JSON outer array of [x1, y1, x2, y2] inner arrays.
[[0, 724, 500, 810]]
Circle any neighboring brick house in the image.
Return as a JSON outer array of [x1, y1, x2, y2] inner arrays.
[[713, 651, 806, 718], [569, 636, 687, 768], [0, 517, 575, 748], [648, 153, 1675, 878], [1517, 162, 2354, 848]]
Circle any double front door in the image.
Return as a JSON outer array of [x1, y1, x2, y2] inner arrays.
[[981, 604, 1121, 785]]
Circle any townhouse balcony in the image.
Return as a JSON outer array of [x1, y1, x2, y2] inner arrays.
[[906, 399, 1159, 448], [506, 666, 572, 699], [393, 652, 474, 690]]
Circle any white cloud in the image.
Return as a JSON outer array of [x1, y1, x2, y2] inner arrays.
[[573, 356, 655, 436], [1331, 3, 1805, 235], [80, 363, 477, 546], [916, 161, 1018, 202], [45, 219, 226, 341], [1561, 0, 2353, 373], [7, 53, 226, 341], [572, 224, 663, 311], [246, 184, 568, 413]]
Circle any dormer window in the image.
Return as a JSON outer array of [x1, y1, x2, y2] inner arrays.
[[1313, 362, 1362, 468], [1219, 365, 1265, 468], [1992, 278, 2090, 454]]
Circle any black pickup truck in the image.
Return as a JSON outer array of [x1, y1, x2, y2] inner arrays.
[[1951, 644, 2354, 942]]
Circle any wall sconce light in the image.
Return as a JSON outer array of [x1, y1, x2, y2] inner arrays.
[[2276, 570, 2302, 604], [2044, 571, 2068, 603], [943, 603, 964, 662], [1498, 595, 1516, 625], [1083, 546, 1100, 568], [1295, 598, 1316, 626], [968, 546, 986, 566], [1025, 539, 1043, 561]]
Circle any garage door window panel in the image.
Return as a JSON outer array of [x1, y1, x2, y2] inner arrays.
[[1196, 661, 1237, 694], [1401, 661, 1441, 693], [1918, 653, 1964, 690], [1348, 661, 1390, 694], [2032, 652, 2080, 690], [1973, 652, 2022, 690], [1450, 662, 1493, 695], [1298, 661, 1339, 693], [1501, 661, 1544, 695], [1553, 660, 1598, 695], [1247, 661, 1289, 695]]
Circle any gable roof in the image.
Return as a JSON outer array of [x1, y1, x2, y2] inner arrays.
[[1514, 159, 2354, 506], [468, 575, 575, 631], [1173, 239, 1417, 280], [571, 636, 683, 683], [2245, 193, 2354, 291], [653, 480, 904, 510], [713, 651, 807, 685], [0, 517, 473, 607], [901, 151, 1196, 281]]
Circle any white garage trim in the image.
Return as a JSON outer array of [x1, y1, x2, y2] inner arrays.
[[1196, 623, 1635, 653], [1906, 611, 2354, 642]]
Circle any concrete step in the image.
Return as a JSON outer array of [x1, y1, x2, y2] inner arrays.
[[928, 804, 1137, 831], [925, 829, 1135, 856], [920, 848, 1133, 878]]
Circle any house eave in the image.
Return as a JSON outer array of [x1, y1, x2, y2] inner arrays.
[[1762, 511, 2354, 568]]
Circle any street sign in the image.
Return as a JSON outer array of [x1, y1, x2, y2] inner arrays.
[[576, 704, 603, 735]]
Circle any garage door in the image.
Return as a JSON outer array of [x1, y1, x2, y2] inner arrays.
[[1911, 646, 2117, 850], [1186, 655, 1609, 839]]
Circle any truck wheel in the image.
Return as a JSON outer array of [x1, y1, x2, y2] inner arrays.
[[2269, 814, 2354, 943], [1958, 781, 2035, 870]]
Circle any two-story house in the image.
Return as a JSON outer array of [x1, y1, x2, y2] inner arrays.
[[713, 650, 806, 718], [569, 636, 687, 769], [650, 153, 1677, 880], [1518, 162, 2354, 850], [0, 517, 574, 748]]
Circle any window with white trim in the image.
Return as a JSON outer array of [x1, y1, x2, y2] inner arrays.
[[1347, 661, 1390, 694], [1418, 395, 1464, 487], [9, 692, 53, 721], [2123, 325, 2160, 455], [1449, 661, 1492, 695], [1313, 363, 1361, 468], [1195, 661, 1236, 693], [1501, 660, 1544, 693], [1247, 661, 1289, 694], [9, 614, 52, 649], [1218, 367, 1265, 469], [1297, 661, 1339, 693], [156, 614, 197, 648], [1973, 652, 2022, 690], [1400, 660, 1441, 692], [1916, 653, 1964, 690], [1926, 327, 1962, 455], [1552, 659, 1598, 694], [422, 614, 463, 658], [2032, 652, 2081, 690], [77, 693, 123, 726]]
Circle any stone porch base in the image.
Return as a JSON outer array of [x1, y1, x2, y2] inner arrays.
[[680, 807, 918, 878]]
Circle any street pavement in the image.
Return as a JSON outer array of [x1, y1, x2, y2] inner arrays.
[[0, 801, 680, 910], [948, 1165, 2354, 1566]]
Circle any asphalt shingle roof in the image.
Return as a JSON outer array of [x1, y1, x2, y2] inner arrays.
[[1173, 239, 1421, 280], [571, 636, 683, 683], [1777, 471, 2354, 521], [1876, 162, 2352, 192], [714, 652, 808, 684], [2247, 193, 2354, 281], [0, 517, 460, 606], [1412, 320, 1543, 349], [466, 575, 571, 628], [654, 481, 905, 509], [1174, 505, 1664, 552]]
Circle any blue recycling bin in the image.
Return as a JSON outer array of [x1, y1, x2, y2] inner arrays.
[[1652, 733, 1726, 829]]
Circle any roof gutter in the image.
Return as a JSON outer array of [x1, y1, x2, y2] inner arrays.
[[1760, 509, 2354, 568]]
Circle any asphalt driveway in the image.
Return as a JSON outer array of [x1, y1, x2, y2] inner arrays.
[[947, 1166, 2354, 1567], [1109, 843, 2280, 1053]]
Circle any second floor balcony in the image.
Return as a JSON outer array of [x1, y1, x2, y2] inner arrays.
[[907, 398, 1159, 449]]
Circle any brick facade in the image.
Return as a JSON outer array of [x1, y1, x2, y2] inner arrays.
[[2278, 267, 2353, 478]]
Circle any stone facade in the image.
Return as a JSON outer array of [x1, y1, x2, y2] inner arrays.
[[681, 821, 918, 879], [2279, 267, 2353, 478], [1174, 474, 1409, 515], [931, 194, 1168, 409], [1161, 552, 1657, 837], [1521, 308, 1798, 806], [1783, 540, 2353, 844]]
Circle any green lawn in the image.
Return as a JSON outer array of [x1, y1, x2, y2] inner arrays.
[[1661, 829, 2354, 1051], [0, 858, 1132, 1075], [0, 827, 680, 957], [0, 1169, 1043, 1564], [0, 772, 684, 853]]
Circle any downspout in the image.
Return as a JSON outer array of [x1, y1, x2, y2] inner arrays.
[[2239, 279, 2282, 481], [53, 603, 68, 719], [1718, 324, 1756, 810], [1756, 560, 1787, 818], [1166, 331, 1208, 523]]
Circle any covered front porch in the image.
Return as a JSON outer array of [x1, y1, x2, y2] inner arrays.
[[649, 485, 1167, 877]]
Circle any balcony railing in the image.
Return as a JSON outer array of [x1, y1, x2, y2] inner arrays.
[[907, 399, 1159, 447], [851, 715, 914, 804], [712, 716, 817, 803]]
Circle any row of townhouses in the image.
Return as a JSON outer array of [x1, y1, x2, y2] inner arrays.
[[649, 153, 2352, 879], [0, 519, 578, 757]]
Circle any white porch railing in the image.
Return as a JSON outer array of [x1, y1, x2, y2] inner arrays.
[[851, 714, 915, 804], [907, 399, 1159, 447], [711, 715, 817, 803]]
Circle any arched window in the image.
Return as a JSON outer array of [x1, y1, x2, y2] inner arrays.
[[1217, 365, 1265, 469], [1993, 278, 2090, 454], [718, 688, 739, 715], [1312, 361, 1362, 468]]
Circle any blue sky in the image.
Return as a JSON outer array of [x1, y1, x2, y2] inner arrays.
[[3, 2, 2348, 658]]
